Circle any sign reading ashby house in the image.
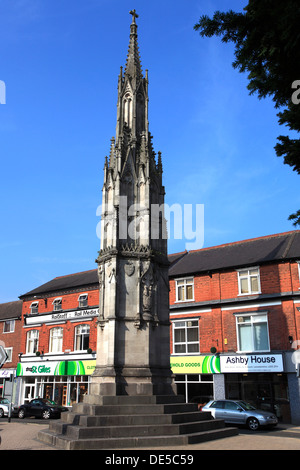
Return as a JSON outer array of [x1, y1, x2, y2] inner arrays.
[[25, 307, 99, 326], [220, 354, 283, 373]]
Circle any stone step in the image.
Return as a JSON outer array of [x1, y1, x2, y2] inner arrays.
[[77, 410, 212, 427], [38, 426, 238, 450], [49, 409, 212, 435], [63, 417, 224, 440], [70, 402, 198, 417], [82, 394, 185, 406]]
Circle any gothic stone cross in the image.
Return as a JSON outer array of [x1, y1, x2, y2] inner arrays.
[[129, 9, 139, 23]]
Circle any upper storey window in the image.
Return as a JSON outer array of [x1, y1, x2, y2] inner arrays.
[[30, 302, 39, 314], [78, 294, 88, 308], [176, 278, 194, 302], [237, 268, 261, 295], [53, 298, 62, 311]]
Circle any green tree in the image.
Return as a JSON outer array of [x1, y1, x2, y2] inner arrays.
[[194, 0, 300, 225]]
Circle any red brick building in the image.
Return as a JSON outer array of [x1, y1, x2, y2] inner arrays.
[[0, 301, 22, 402], [169, 230, 300, 423], [1, 230, 300, 423], [17, 270, 99, 407]]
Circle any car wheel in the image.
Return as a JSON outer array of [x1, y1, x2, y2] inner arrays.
[[0, 408, 4, 418], [42, 409, 51, 419], [247, 417, 259, 431], [18, 408, 25, 419]]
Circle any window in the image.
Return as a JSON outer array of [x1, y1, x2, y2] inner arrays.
[[30, 302, 39, 314], [49, 327, 63, 353], [53, 298, 62, 311], [3, 319, 15, 333], [298, 262, 300, 285], [74, 324, 90, 351], [176, 278, 194, 302], [173, 320, 199, 354], [236, 313, 270, 352], [237, 268, 261, 295], [26, 330, 39, 354], [78, 294, 88, 308]]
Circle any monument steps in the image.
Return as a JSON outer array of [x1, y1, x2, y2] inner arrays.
[[38, 395, 238, 450]]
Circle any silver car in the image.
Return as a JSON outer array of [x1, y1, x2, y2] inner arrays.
[[202, 399, 278, 431]]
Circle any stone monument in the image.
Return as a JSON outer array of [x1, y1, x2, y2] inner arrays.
[[90, 10, 175, 396]]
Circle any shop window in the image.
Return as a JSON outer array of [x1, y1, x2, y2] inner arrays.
[[78, 294, 88, 308], [236, 312, 270, 352], [53, 298, 62, 311], [74, 324, 90, 351], [3, 319, 15, 333], [175, 278, 194, 302], [49, 327, 63, 353], [26, 330, 39, 354], [173, 320, 199, 354], [30, 302, 39, 314], [237, 267, 261, 295]]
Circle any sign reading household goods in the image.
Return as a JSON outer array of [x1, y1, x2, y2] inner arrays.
[[170, 355, 221, 374]]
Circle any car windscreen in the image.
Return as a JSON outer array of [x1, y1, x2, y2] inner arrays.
[[238, 401, 256, 410]]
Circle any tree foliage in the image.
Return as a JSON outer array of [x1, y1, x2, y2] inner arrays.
[[194, 0, 300, 225]]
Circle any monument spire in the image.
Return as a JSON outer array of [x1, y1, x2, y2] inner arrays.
[[91, 11, 174, 397]]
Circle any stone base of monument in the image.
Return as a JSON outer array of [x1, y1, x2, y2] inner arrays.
[[38, 395, 238, 450]]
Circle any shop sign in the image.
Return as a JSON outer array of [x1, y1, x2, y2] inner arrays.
[[0, 369, 14, 378], [25, 308, 99, 326], [220, 354, 283, 373], [170, 355, 220, 374], [16, 360, 96, 377]]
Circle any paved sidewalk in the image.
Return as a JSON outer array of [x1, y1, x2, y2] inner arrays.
[[1, 420, 300, 450]]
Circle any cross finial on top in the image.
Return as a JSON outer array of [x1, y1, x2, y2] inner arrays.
[[129, 9, 139, 24]]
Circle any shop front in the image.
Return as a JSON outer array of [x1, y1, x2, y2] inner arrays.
[[220, 353, 291, 422], [16, 359, 96, 408], [170, 355, 220, 407]]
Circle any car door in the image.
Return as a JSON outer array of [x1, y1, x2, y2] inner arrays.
[[223, 401, 245, 424], [209, 401, 226, 420], [29, 399, 42, 417]]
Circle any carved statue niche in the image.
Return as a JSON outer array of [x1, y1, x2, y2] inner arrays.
[[141, 262, 155, 318]]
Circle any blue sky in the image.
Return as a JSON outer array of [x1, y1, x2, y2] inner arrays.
[[0, 0, 299, 302]]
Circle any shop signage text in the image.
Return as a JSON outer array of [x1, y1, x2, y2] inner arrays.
[[170, 355, 220, 374], [220, 354, 283, 373], [25, 308, 99, 326], [17, 360, 96, 377]]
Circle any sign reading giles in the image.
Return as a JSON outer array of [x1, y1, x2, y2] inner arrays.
[[220, 354, 283, 373]]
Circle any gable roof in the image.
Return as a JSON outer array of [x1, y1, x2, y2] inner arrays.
[[19, 269, 99, 299], [19, 231, 300, 298], [0, 300, 23, 320], [169, 230, 300, 277]]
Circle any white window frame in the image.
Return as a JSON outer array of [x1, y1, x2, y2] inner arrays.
[[172, 319, 200, 355], [235, 312, 270, 353], [49, 327, 63, 353], [52, 298, 62, 312], [30, 302, 39, 314], [175, 277, 194, 302], [78, 293, 88, 308], [74, 324, 90, 351], [298, 261, 300, 287], [237, 267, 261, 296], [3, 319, 15, 333], [26, 329, 39, 354]]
